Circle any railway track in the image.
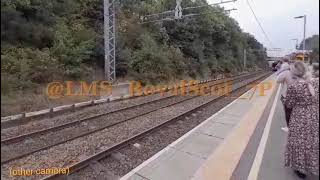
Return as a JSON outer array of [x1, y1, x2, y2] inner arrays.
[[1, 72, 253, 139], [1, 72, 260, 164], [0, 71, 270, 180], [1, 73, 244, 130]]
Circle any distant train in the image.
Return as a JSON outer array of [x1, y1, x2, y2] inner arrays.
[[268, 51, 311, 72], [289, 51, 311, 62]]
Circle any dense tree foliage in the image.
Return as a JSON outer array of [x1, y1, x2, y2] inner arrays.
[[1, 0, 268, 93]]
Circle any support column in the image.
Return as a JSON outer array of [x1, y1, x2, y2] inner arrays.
[[104, 0, 116, 82]]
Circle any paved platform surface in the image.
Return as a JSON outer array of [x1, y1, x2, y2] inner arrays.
[[121, 74, 279, 180]]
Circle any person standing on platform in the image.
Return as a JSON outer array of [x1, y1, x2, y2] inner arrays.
[[277, 58, 295, 132], [276, 58, 290, 75], [275, 61, 283, 71], [283, 61, 319, 179]]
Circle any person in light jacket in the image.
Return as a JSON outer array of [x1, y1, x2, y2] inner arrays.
[[277, 58, 296, 132], [277, 58, 290, 75]]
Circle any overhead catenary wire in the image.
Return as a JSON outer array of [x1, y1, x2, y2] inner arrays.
[[141, 0, 237, 22], [246, 0, 273, 48], [143, 0, 236, 18], [139, 8, 237, 24]]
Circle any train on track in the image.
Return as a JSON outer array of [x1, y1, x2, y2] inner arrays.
[[289, 52, 309, 61]]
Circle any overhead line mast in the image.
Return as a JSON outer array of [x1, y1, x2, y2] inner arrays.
[[104, 0, 116, 82]]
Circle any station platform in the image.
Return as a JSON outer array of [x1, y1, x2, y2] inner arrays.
[[120, 74, 318, 180]]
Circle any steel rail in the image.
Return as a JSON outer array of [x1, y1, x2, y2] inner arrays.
[[1, 73, 246, 144], [0, 72, 241, 128], [1, 72, 248, 130]]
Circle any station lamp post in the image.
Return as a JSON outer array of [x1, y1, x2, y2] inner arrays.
[[294, 15, 306, 62]]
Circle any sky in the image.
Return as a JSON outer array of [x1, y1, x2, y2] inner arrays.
[[207, 0, 319, 56]]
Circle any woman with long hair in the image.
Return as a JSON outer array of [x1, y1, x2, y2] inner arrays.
[[284, 61, 319, 178]]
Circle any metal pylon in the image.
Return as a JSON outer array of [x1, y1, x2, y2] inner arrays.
[[104, 0, 116, 82], [175, 0, 183, 19]]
